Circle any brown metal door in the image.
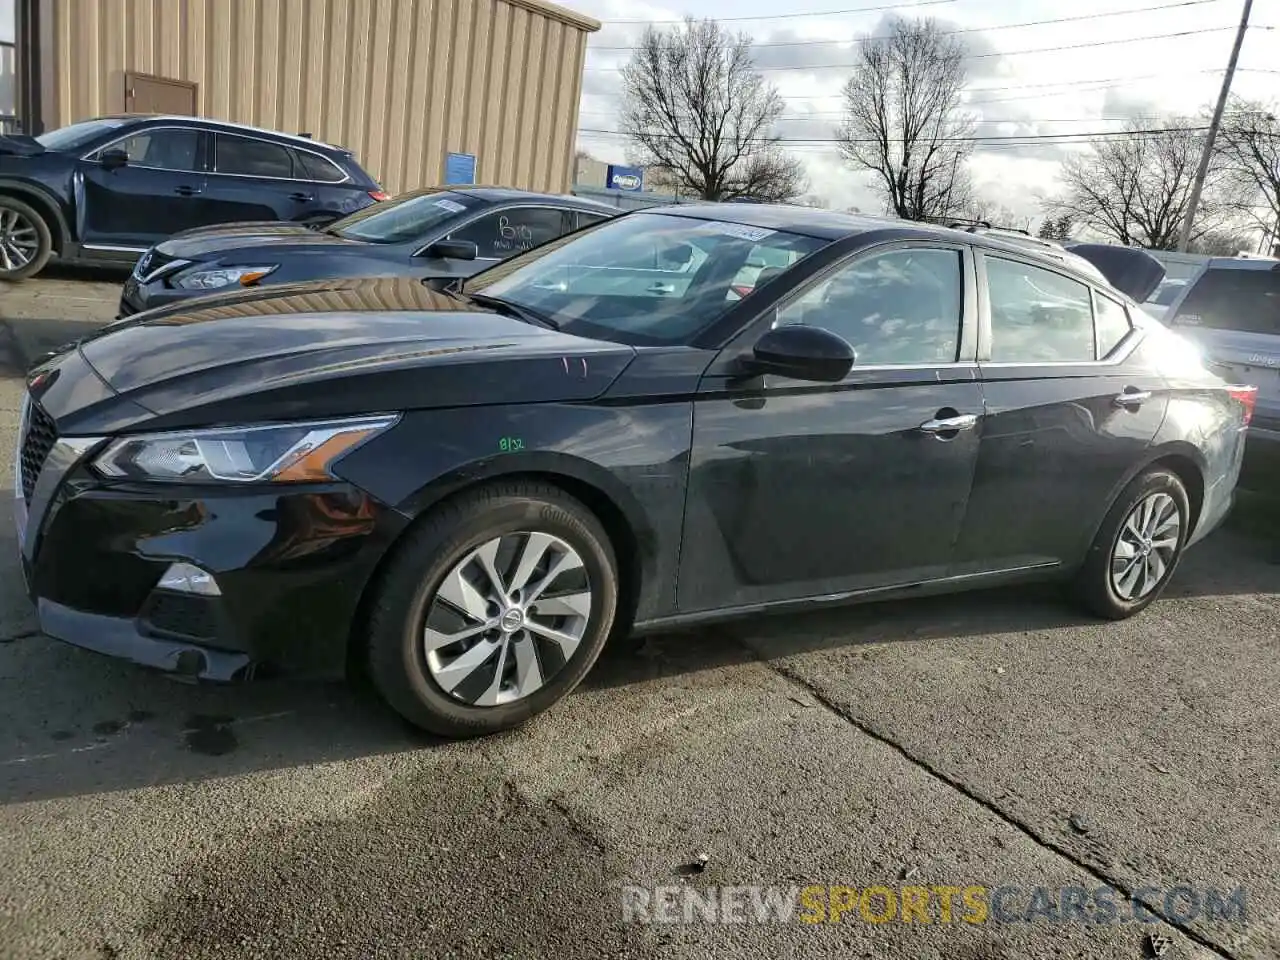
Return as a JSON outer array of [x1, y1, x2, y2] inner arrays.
[[124, 72, 197, 115]]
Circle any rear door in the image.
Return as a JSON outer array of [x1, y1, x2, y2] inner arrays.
[[1164, 263, 1280, 434], [77, 126, 207, 247], [955, 252, 1168, 573], [200, 132, 327, 226]]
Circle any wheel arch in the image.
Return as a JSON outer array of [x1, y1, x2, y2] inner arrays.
[[0, 180, 71, 253], [346, 455, 654, 672]]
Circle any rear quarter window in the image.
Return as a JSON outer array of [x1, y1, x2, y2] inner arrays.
[[1168, 268, 1280, 335]]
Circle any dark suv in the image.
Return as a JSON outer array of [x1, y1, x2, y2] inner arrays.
[[1161, 255, 1279, 475], [0, 115, 385, 280]]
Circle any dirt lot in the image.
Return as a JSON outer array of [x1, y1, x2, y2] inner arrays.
[[2, 274, 1279, 960]]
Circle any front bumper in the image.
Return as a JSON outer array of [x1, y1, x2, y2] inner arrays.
[[15, 425, 407, 681]]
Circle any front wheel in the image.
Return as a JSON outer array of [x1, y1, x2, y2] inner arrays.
[[0, 195, 53, 281], [1073, 467, 1190, 619], [365, 482, 619, 738]]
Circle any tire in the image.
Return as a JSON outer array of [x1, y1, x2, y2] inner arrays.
[[0, 195, 54, 281], [1073, 467, 1191, 620], [365, 481, 619, 738]]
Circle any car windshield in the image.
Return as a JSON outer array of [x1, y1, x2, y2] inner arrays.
[[462, 212, 825, 345], [327, 190, 472, 244], [35, 118, 133, 152]]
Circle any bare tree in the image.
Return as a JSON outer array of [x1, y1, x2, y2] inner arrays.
[[1218, 97, 1280, 248], [835, 17, 976, 221], [1043, 118, 1241, 249], [620, 19, 807, 202]]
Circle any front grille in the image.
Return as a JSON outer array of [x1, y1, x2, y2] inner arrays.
[[138, 249, 178, 281], [19, 401, 57, 503]]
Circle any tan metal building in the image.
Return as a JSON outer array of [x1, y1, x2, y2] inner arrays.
[[11, 0, 599, 194]]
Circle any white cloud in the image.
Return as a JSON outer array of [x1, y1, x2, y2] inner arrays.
[[572, 0, 1280, 220]]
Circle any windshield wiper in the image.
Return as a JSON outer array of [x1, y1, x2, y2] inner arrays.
[[466, 292, 561, 331]]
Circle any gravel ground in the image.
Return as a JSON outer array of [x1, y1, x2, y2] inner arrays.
[[1, 276, 1278, 960]]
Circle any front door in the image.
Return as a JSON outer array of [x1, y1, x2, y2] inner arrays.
[[678, 242, 985, 613], [77, 127, 207, 248], [953, 253, 1169, 573]]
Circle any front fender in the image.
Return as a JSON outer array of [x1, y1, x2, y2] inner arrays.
[[331, 400, 695, 621], [0, 177, 72, 249]]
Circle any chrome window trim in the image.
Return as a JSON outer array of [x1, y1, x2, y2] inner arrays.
[[79, 124, 205, 174], [209, 130, 352, 184], [83, 243, 149, 253]]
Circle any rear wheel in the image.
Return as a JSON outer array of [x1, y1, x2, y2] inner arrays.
[[1074, 467, 1190, 619], [365, 482, 619, 738], [0, 196, 53, 281]]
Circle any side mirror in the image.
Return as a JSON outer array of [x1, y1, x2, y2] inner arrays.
[[422, 239, 478, 261], [745, 324, 854, 382], [100, 148, 129, 170]]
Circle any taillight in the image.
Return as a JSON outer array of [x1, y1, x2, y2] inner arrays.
[[368, 190, 390, 201], [731, 284, 754, 298], [1227, 384, 1258, 426]]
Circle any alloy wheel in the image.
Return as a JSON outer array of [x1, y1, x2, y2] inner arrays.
[[0, 208, 39, 273], [422, 531, 593, 707], [1110, 492, 1181, 602]]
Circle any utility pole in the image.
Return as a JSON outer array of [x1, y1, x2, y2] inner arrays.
[[1178, 0, 1253, 251]]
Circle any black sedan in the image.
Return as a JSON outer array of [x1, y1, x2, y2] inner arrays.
[[14, 205, 1256, 738], [0, 115, 385, 280], [117, 187, 618, 317]]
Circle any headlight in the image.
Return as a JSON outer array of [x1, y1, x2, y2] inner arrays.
[[172, 265, 279, 290], [92, 416, 398, 483]]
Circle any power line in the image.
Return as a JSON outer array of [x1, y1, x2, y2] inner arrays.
[[598, 0, 956, 25], [589, 0, 1225, 51], [584, 26, 1238, 71], [576, 125, 1211, 144]]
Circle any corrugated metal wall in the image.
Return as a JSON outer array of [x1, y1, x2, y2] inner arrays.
[[45, 0, 596, 194]]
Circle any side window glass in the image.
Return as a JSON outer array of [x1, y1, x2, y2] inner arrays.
[[775, 247, 962, 365], [449, 208, 570, 260], [104, 129, 200, 171], [215, 134, 295, 178], [1094, 291, 1132, 359], [576, 212, 610, 229], [295, 150, 346, 183], [986, 257, 1095, 362]]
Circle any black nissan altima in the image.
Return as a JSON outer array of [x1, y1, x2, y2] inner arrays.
[[13, 205, 1257, 738]]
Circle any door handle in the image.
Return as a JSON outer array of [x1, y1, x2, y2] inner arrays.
[[290, 192, 314, 202], [1113, 388, 1152, 408], [174, 185, 201, 196], [919, 413, 979, 434]]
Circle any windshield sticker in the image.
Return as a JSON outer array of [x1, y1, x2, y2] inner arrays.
[[435, 198, 467, 213], [699, 221, 776, 243]]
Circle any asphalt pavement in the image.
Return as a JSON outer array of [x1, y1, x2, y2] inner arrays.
[[1, 275, 1278, 960]]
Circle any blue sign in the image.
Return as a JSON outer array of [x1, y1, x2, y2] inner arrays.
[[606, 164, 644, 192], [444, 152, 477, 185]]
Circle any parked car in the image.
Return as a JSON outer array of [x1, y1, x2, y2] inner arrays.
[[116, 187, 617, 318], [14, 205, 1256, 738], [1160, 254, 1279, 475], [0, 115, 386, 280]]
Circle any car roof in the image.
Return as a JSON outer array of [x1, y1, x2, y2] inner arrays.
[[641, 202, 1114, 287], [101, 114, 351, 154], [445, 185, 617, 212]]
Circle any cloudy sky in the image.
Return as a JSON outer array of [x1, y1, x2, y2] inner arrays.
[[569, 0, 1279, 221]]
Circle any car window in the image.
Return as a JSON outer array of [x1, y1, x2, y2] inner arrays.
[[774, 247, 962, 365], [1167, 268, 1280, 335], [104, 129, 200, 172], [1093, 292, 1132, 358], [214, 134, 294, 178], [576, 212, 610, 229], [449, 208, 571, 260], [327, 189, 471, 243], [986, 256, 1095, 362], [294, 150, 346, 183], [466, 211, 824, 346]]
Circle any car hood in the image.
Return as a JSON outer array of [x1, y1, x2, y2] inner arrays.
[[51, 277, 635, 432], [156, 221, 371, 259]]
